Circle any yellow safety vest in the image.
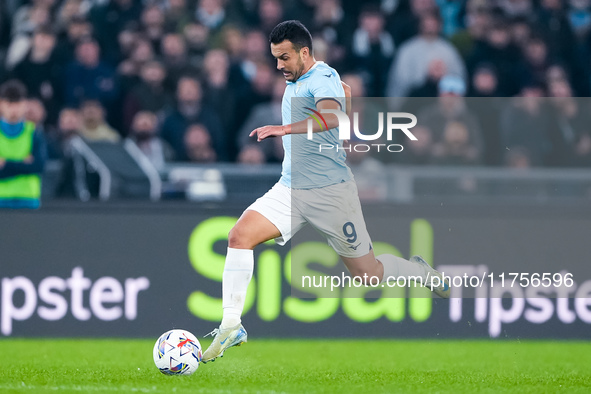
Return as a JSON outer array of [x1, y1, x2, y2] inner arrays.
[[0, 121, 41, 202]]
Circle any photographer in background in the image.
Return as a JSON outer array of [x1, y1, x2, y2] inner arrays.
[[0, 79, 46, 209]]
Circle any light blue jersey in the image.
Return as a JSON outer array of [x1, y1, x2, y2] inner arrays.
[[279, 61, 353, 189]]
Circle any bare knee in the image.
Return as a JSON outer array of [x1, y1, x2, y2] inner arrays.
[[228, 224, 254, 249]]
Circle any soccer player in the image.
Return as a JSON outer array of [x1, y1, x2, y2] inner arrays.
[[202, 20, 449, 363]]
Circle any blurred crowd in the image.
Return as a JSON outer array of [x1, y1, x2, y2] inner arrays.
[[2, 0, 591, 169]]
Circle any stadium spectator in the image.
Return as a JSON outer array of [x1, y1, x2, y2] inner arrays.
[[237, 145, 266, 165], [386, 12, 466, 98], [11, 0, 54, 37], [184, 123, 217, 163], [161, 76, 226, 161], [469, 63, 500, 97], [141, 5, 165, 50], [123, 60, 172, 131], [116, 37, 155, 95], [64, 37, 118, 110], [340, 72, 391, 165], [497, 0, 533, 18], [89, 0, 142, 57], [311, 36, 330, 64], [12, 26, 61, 124], [52, 17, 93, 65], [164, 0, 192, 33], [128, 38, 155, 72], [127, 110, 174, 170], [436, 0, 465, 37], [346, 72, 384, 113], [195, 0, 227, 35], [5, 4, 52, 70], [517, 36, 552, 90], [349, 5, 395, 97], [467, 20, 521, 96], [449, 2, 492, 60], [232, 60, 274, 149], [398, 125, 435, 165], [228, 29, 269, 94], [25, 98, 47, 132], [115, 26, 139, 63], [307, 0, 351, 45], [418, 75, 483, 161], [567, 0, 591, 40], [345, 138, 387, 201], [548, 78, 591, 166], [546, 64, 571, 87], [408, 58, 447, 98], [308, 0, 349, 68], [387, 0, 438, 45], [500, 84, 553, 167], [79, 99, 120, 142], [431, 120, 480, 165], [257, 0, 284, 37], [160, 33, 197, 91], [47, 107, 81, 159], [49, 106, 85, 199], [55, 0, 87, 35], [0, 80, 46, 209], [341, 72, 366, 99], [183, 22, 210, 65], [509, 16, 532, 50], [535, 0, 575, 62], [221, 26, 244, 62], [237, 75, 285, 164], [202, 49, 236, 156], [467, 63, 504, 165], [282, 0, 315, 26]]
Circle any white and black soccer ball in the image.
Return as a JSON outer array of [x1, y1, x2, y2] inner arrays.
[[153, 329, 202, 375]]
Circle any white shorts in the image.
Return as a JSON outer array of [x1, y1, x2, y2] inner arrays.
[[246, 180, 373, 258]]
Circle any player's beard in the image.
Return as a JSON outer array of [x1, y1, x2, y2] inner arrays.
[[290, 56, 305, 82]]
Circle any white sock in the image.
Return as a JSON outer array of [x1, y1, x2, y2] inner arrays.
[[221, 247, 254, 329], [377, 254, 425, 283]]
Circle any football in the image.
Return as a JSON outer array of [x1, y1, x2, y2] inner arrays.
[[153, 329, 202, 375]]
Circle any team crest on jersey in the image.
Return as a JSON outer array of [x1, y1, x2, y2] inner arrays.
[[296, 82, 303, 94]]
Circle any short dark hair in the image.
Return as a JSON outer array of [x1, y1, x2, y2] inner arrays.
[[0, 79, 27, 102], [269, 20, 313, 53]]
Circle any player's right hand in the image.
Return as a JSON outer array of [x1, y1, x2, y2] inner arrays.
[[249, 125, 287, 141]]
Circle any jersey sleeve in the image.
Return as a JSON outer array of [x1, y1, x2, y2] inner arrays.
[[309, 69, 346, 110]]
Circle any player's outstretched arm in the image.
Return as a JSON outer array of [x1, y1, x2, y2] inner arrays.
[[249, 99, 342, 141]]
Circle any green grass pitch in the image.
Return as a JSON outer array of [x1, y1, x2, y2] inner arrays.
[[0, 339, 590, 393]]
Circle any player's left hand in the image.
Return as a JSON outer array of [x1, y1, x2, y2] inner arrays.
[[249, 125, 287, 141]]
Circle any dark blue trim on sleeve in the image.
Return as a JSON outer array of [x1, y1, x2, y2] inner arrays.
[[315, 97, 343, 109]]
